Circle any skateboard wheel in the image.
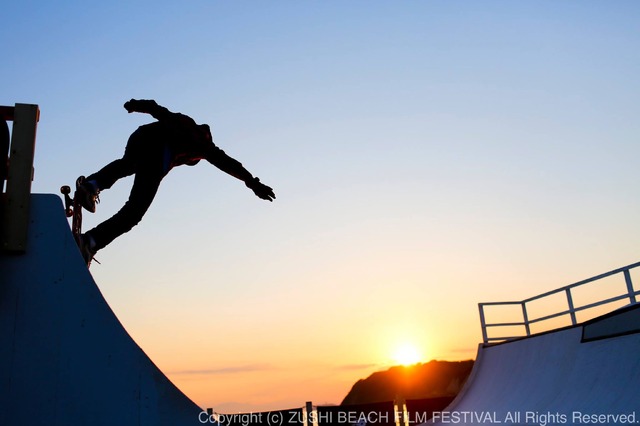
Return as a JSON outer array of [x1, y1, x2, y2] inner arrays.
[[61, 185, 71, 194]]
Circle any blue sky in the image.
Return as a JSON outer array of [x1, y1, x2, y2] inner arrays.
[[3, 0, 640, 412]]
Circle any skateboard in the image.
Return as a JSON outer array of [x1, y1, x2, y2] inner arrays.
[[61, 183, 89, 266]]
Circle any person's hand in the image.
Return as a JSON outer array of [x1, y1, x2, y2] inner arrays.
[[124, 99, 136, 113], [123, 99, 157, 113], [246, 177, 276, 202]]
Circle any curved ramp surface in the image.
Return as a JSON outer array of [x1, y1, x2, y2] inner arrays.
[[431, 307, 640, 425], [0, 194, 204, 425]]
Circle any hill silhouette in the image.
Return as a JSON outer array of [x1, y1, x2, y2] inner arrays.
[[341, 360, 474, 405]]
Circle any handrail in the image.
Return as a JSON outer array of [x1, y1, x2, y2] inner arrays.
[[479, 262, 640, 344]]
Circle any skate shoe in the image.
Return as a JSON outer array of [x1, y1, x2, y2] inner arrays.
[[78, 233, 97, 267], [75, 176, 100, 213]]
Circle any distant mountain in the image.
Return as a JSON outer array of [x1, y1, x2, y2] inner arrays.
[[341, 360, 474, 406]]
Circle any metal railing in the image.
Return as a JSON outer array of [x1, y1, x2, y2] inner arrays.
[[479, 262, 640, 344]]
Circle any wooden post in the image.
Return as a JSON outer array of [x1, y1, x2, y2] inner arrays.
[[1, 103, 39, 252]]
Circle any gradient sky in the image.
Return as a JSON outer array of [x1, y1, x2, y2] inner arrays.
[[3, 0, 640, 413]]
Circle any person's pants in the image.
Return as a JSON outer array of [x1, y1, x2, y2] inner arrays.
[[85, 129, 167, 251]]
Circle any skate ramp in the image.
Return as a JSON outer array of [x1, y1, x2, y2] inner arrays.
[[0, 194, 204, 425], [431, 306, 640, 425]]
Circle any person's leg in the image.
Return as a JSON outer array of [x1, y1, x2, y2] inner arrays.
[[84, 128, 167, 252], [85, 129, 146, 191], [85, 166, 164, 252], [76, 131, 144, 213], [85, 158, 135, 191]]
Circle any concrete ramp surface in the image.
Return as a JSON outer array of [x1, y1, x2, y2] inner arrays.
[[431, 307, 640, 425], [0, 194, 204, 425]]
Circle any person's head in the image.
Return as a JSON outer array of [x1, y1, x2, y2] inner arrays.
[[198, 124, 212, 142]]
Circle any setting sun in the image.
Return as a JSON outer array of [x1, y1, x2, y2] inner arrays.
[[393, 343, 422, 366]]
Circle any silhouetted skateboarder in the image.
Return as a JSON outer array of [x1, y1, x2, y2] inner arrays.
[[75, 99, 275, 265]]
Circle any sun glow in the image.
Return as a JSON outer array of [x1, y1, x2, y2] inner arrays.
[[392, 343, 422, 366]]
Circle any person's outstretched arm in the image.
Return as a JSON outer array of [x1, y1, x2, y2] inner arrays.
[[123, 99, 196, 127], [205, 144, 276, 202]]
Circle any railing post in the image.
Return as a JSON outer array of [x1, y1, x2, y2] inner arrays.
[[478, 304, 488, 344], [394, 397, 405, 426], [521, 302, 531, 336], [305, 401, 315, 426], [565, 288, 577, 325], [624, 269, 637, 305]]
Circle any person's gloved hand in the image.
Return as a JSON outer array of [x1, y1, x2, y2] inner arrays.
[[246, 177, 276, 202], [124, 99, 158, 113]]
